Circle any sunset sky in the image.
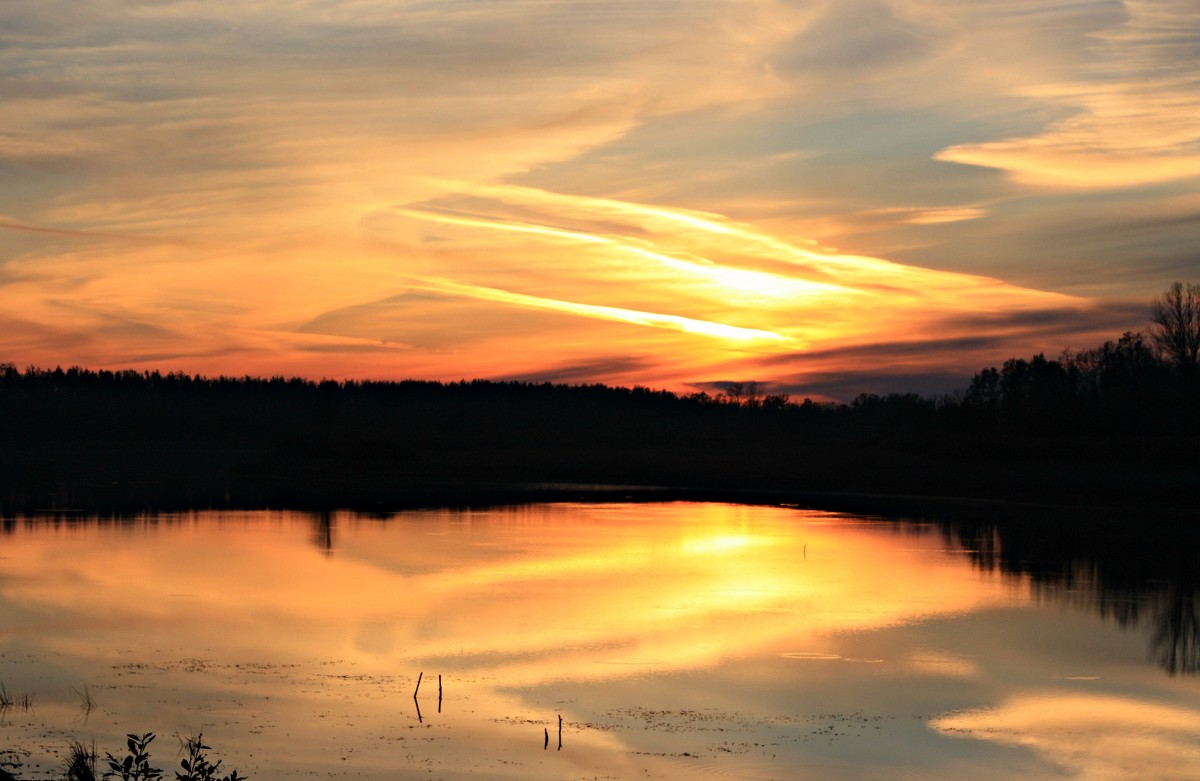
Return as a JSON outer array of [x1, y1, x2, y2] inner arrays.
[[2, 1, 1197, 400]]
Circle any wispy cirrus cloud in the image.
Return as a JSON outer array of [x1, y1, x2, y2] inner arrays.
[[412, 276, 789, 343], [936, 0, 1200, 188]]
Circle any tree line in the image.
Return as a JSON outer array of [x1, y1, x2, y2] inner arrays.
[[949, 281, 1200, 436], [3, 283, 1199, 446], [1, 283, 1196, 512]]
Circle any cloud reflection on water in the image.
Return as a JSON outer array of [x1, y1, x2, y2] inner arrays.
[[932, 693, 1200, 781], [0, 504, 1198, 780]]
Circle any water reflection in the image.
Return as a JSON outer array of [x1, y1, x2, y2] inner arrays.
[[931, 692, 1200, 779], [1153, 578, 1200, 676], [0, 503, 1197, 781], [935, 516, 1200, 676], [309, 510, 334, 554]]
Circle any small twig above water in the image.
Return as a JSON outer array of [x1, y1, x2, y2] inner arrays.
[[413, 672, 425, 723]]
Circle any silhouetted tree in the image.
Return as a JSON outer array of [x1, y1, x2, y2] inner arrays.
[[963, 366, 1001, 412], [994, 354, 1075, 432], [1149, 281, 1200, 375], [760, 393, 791, 410], [1061, 331, 1170, 431], [720, 381, 765, 406]]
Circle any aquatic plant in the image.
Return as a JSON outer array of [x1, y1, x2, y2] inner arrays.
[[73, 685, 96, 718], [0, 682, 36, 716], [0, 731, 250, 781], [175, 734, 246, 781], [64, 739, 97, 781], [103, 733, 162, 781]]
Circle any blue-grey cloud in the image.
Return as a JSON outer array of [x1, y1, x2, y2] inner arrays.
[[743, 301, 1156, 401], [297, 292, 580, 351], [772, 0, 950, 76], [499, 356, 654, 386], [778, 369, 975, 402]]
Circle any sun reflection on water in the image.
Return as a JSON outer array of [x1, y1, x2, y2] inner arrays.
[[0, 503, 1196, 780]]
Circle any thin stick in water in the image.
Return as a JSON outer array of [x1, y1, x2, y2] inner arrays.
[[413, 671, 423, 699]]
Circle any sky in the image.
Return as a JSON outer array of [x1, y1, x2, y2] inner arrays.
[[1, 0, 1197, 401]]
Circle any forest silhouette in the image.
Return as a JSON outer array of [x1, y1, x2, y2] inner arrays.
[[2, 304, 1198, 515]]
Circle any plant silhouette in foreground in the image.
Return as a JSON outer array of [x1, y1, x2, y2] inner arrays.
[[104, 733, 162, 781], [175, 734, 245, 781], [0, 730, 250, 781], [99, 733, 248, 781], [64, 740, 97, 781]]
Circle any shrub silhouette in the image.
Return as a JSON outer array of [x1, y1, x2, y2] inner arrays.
[[175, 734, 246, 781], [103, 733, 161, 781]]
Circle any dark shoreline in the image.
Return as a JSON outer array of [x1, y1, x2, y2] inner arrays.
[[3, 365, 1197, 523], [5, 442, 1197, 528]]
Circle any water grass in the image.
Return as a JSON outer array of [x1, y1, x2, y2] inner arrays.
[[0, 730, 250, 781], [0, 682, 36, 715], [72, 685, 96, 719], [175, 733, 247, 781], [63, 740, 96, 781]]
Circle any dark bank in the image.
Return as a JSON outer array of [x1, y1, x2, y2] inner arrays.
[[3, 324, 1199, 519]]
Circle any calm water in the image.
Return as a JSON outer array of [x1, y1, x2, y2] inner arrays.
[[1, 502, 1197, 780]]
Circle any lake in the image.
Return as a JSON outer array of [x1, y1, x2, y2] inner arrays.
[[1, 502, 1198, 780]]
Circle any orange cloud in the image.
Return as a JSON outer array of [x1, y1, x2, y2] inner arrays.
[[0, 178, 1090, 396], [3, 0, 1177, 397]]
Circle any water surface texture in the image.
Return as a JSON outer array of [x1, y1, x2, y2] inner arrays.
[[1, 503, 1197, 779]]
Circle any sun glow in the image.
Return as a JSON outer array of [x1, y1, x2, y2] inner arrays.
[[0, 174, 1084, 395], [396, 204, 849, 302], [414, 277, 788, 343], [680, 533, 755, 556]]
